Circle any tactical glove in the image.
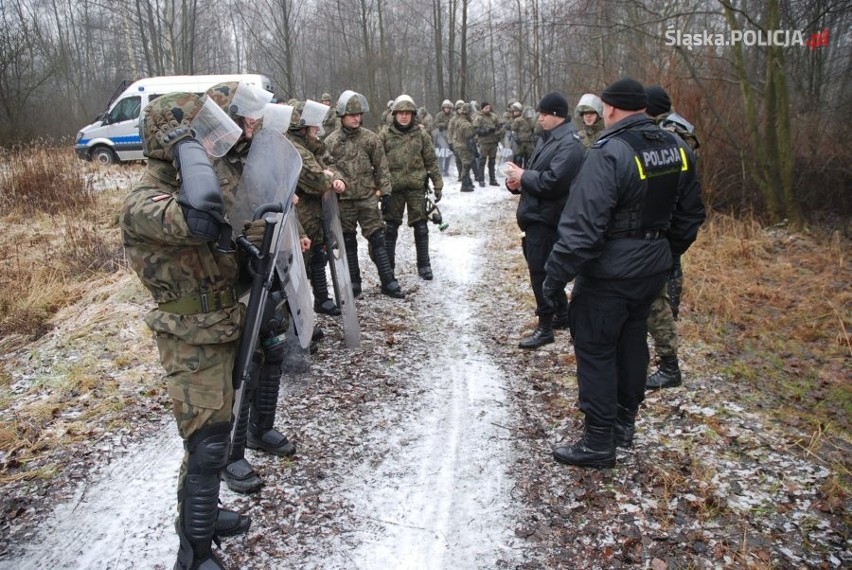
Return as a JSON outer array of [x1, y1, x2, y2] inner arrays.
[[541, 274, 566, 314], [667, 255, 683, 320], [243, 218, 267, 250], [380, 194, 391, 216], [433, 187, 442, 203]]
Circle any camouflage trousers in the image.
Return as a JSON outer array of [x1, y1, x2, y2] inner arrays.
[[339, 194, 384, 238], [647, 279, 681, 359], [384, 186, 427, 227], [297, 195, 325, 246]]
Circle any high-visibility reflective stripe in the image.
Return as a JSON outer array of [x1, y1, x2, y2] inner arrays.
[[634, 156, 647, 180], [680, 147, 689, 172]]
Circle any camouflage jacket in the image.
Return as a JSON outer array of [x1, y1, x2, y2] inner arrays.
[[120, 160, 243, 342], [451, 115, 476, 157], [324, 126, 392, 200], [578, 119, 605, 150], [474, 112, 501, 145], [434, 110, 452, 132], [656, 112, 701, 153], [321, 109, 339, 140], [286, 131, 340, 198], [379, 122, 443, 192], [511, 115, 535, 144]]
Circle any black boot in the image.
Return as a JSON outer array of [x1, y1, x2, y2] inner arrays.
[[552, 307, 570, 329], [646, 355, 682, 390], [343, 232, 362, 298], [614, 405, 637, 449], [385, 222, 399, 271], [247, 343, 296, 458], [175, 423, 231, 570], [518, 314, 555, 349], [310, 244, 340, 316], [553, 422, 616, 468], [413, 221, 432, 280], [368, 230, 405, 298], [222, 356, 262, 494], [488, 159, 499, 186], [460, 164, 475, 192], [214, 508, 251, 538]]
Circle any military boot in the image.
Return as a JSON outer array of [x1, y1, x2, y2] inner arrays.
[[553, 422, 616, 468], [309, 244, 340, 316], [175, 424, 231, 570], [646, 355, 682, 390], [488, 160, 499, 186], [214, 509, 251, 538], [460, 165, 475, 192], [614, 405, 637, 449], [247, 351, 296, 458], [368, 230, 404, 298], [343, 232, 362, 298], [518, 314, 555, 349], [413, 221, 432, 280], [384, 222, 399, 271], [222, 364, 262, 494]]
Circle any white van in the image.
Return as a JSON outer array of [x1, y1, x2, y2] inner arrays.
[[75, 73, 273, 165]]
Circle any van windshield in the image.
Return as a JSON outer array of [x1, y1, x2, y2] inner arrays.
[[106, 96, 142, 124]]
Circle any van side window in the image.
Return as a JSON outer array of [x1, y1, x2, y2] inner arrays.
[[107, 96, 142, 124]]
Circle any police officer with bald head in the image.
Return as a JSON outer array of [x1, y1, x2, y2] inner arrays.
[[543, 78, 705, 468]]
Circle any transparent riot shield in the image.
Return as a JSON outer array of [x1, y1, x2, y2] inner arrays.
[[276, 208, 315, 349], [231, 127, 302, 232], [322, 190, 361, 348]]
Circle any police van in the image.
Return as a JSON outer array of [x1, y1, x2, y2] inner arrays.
[[75, 73, 273, 165]]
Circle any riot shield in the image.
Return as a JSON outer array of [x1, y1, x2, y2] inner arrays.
[[432, 128, 453, 176], [322, 190, 361, 348], [276, 208, 315, 349], [231, 127, 302, 232]]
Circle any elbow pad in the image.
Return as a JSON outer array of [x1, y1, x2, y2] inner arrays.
[[173, 138, 225, 241]]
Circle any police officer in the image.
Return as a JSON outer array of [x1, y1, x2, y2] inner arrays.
[[121, 93, 250, 570], [643, 85, 701, 390], [543, 78, 705, 468], [379, 94, 444, 280], [205, 82, 298, 495], [504, 92, 584, 350], [324, 90, 404, 299]]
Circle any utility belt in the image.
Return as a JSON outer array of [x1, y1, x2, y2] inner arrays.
[[607, 229, 666, 240], [158, 288, 238, 315]]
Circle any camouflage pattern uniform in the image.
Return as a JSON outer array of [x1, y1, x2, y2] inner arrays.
[[451, 103, 477, 192], [448, 100, 465, 180], [575, 94, 605, 150], [204, 81, 298, 495], [121, 92, 247, 570], [510, 102, 535, 167], [324, 90, 403, 298], [379, 95, 444, 279], [432, 102, 454, 176], [473, 104, 501, 185], [645, 87, 702, 390]]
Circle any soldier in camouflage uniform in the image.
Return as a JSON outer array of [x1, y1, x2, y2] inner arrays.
[[432, 100, 454, 176], [285, 100, 347, 315], [379, 95, 444, 280], [204, 82, 299, 495], [643, 85, 702, 390], [121, 92, 250, 570], [324, 90, 404, 299], [575, 93, 605, 150], [448, 99, 465, 181], [509, 101, 535, 167], [451, 102, 477, 192], [320, 92, 339, 139], [473, 102, 502, 186]]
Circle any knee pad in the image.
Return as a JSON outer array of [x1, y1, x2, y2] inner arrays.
[[185, 422, 230, 475]]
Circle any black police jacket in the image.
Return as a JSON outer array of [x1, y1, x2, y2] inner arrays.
[[545, 114, 705, 283], [515, 120, 584, 231]]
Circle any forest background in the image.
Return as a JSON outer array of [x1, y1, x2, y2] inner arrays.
[[0, 0, 849, 226]]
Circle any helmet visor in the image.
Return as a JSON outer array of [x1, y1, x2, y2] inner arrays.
[[230, 83, 274, 119], [262, 103, 294, 134], [191, 97, 242, 157], [301, 99, 330, 127]]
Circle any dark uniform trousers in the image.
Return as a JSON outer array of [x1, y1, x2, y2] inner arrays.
[[523, 223, 568, 316], [570, 271, 667, 426]]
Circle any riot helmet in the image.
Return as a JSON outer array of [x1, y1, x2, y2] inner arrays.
[[336, 90, 369, 117]]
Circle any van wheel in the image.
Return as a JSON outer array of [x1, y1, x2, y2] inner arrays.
[[92, 147, 118, 165]]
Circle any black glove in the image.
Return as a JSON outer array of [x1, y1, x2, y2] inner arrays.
[[433, 187, 442, 203], [667, 255, 683, 320], [380, 194, 391, 216], [541, 274, 566, 313]]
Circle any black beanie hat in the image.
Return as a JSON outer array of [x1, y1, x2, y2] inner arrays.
[[481, 101, 491, 110], [645, 86, 672, 117], [601, 77, 648, 111], [536, 92, 569, 118]]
